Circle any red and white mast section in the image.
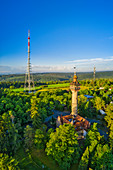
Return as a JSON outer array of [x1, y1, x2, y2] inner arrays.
[[28, 30, 31, 92], [24, 30, 35, 92]]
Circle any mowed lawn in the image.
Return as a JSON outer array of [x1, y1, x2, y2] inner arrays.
[[15, 147, 78, 170], [14, 147, 42, 170], [9, 83, 70, 92], [9, 83, 89, 93], [10, 86, 41, 92], [47, 83, 70, 88], [15, 147, 62, 170]]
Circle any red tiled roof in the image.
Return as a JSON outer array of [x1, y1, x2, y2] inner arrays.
[[60, 114, 90, 131]]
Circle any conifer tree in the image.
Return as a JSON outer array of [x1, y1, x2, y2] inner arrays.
[[24, 125, 34, 149], [45, 124, 80, 169], [105, 104, 113, 149], [30, 96, 42, 129], [78, 147, 89, 170]]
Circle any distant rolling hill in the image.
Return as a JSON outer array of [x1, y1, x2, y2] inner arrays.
[[0, 71, 113, 82]]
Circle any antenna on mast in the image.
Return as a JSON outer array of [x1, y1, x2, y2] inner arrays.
[[74, 66, 76, 75], [94, 65, 96, 81]]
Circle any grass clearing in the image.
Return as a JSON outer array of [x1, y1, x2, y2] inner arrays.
[[39, 87, 70, 92], [47, 83, 70, 88], [31, 148, 78, 170], [31, 148, 62, 170], [15, 147, 78, 170], [14, 147, 42, 170], [15, 147, 62, 170], [80, 86, 90, 90], [9, 82, 89, 93], [10, 86, 41, 92], [9, 83, 70, 92], [71, 163, 79, 170]]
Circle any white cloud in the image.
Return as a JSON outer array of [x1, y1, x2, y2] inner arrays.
[[66, 56, 113, 64], [0, 65, 73, 74], [0, 66, 25, 74], [1, 56, 113, 74], [31, 65, 72, 72]]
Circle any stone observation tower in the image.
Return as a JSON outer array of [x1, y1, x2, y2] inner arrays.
[[24, 30, 35, 92], [70, 67, 80, 116], [56, 67, 90, 138]]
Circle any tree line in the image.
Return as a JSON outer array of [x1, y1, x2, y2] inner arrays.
[[1, 71, 113, 82]]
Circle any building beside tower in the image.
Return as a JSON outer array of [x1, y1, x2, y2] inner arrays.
[[24, 30, 35, 92], [56, 70, 90, 138]]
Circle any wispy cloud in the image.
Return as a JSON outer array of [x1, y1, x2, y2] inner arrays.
[[1, 56, 113, 74], [32, 65, 72, 72], [0, 66, 25, 74], [0, 65, 72, 74], [66, 56, 113, 64]]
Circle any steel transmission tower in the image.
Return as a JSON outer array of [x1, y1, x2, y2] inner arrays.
[[24, 30, 35, 92], [94, 65, 96, 81]]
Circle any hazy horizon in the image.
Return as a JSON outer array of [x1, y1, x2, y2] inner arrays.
[[0, 69, 113, 76]]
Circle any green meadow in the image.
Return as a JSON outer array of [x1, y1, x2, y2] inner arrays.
[[10, 83, 70, 92], [15, 147, 78, 170]]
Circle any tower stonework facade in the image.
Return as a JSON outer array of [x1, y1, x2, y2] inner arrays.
[[70, 72, 80, 116]]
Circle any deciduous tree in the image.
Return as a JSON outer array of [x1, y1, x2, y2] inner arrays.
[[45, 124, 80, 169]]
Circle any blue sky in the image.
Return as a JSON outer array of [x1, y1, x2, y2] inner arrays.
[[1, 0, 113, 74]]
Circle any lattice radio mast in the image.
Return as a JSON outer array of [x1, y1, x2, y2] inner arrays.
[[24, 30, 35, 92], [94, 65, 96, 81]]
